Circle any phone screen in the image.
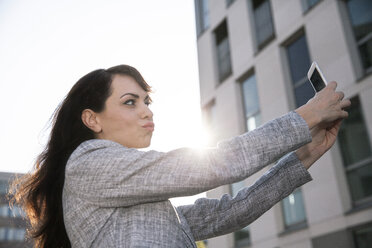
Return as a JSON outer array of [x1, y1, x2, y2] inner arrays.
[[310, 68, 326, 92]]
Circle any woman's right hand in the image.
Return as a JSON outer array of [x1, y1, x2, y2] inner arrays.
[[295, 81, 351, 129]]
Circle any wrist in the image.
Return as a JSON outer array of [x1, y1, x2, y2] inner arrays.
[[295, 105, 320, 130], [295, 146, 314, 170]]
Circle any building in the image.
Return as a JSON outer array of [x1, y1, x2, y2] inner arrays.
[[194, 0, 372, 247], [0, 172, 31, 247]]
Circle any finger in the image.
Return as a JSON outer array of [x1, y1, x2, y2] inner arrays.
[[340, 110, 349, 118], [335, 119, 343, 128], [336, 91, 345, 101], [327, 81, 337, 90], [340, 99, 351, 109], [326, 117, 343, 129], [332, 119, 343, 133], [325, 118, 341, 127], [329, 110, 349, 122], [328, 110, 349, 123], [325, 120, 337, 129], [333, 118, 343, 128]]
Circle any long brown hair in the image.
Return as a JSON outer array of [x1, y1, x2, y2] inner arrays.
[[9, 65, 151, 247]]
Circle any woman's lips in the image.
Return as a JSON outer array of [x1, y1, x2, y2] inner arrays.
[[142, 122, 155, 132]]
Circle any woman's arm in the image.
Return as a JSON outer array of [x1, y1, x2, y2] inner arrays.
[[175, 100, 350, 241], [176, 152, 311, 241], [64, 111, 311, 207], [64, 81, 350, 207]]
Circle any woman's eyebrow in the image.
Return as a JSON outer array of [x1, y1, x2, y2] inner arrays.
[[120, 93, 139, 99], [120, 93, 151, 100]]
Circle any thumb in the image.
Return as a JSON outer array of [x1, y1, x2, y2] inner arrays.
[[326, 81, 337, 91], [326, 119, 343, 136]]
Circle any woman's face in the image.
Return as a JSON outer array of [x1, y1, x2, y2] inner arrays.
[[95, 74, 154, 148]]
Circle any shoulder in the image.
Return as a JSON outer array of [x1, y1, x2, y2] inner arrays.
[[68, 139, 123, 160], [77, 139, 124, 152], [66, 139, 156, 170], [66, 139, 138, 171]]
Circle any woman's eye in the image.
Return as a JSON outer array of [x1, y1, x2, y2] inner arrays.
[[124, 99, 135, 105], [145, 101, 151, 106]]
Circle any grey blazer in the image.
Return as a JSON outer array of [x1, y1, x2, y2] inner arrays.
[[62, 111, 313, 247]]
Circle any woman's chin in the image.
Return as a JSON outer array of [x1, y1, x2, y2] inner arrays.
[[134, 139, 152, 149], [141, 141, 151, 148]]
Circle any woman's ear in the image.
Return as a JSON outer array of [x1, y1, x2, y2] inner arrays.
[[81, 109, 102, 133]]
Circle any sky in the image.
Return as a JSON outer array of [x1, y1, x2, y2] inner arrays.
[[0, 0, 207, 205]]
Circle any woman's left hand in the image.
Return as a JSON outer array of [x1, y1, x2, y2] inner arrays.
[[295, 119, 343, 170]]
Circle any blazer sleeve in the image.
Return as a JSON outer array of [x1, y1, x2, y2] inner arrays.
[[64, 111, 311, 207], [176, 152, 312, 241]]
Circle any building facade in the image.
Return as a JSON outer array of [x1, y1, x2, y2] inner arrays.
[[194, 0, 372, 247], [0, 172, 31, 247]]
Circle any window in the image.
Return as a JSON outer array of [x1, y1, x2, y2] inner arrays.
[[338, 96, 372, 204], [345, 0, 372, 74], [7, 228, 15, 241], [231, 181, 250, 247], [14, 229, 26, 241], [214, 20, 233, 82], [11, 206, 25, 218], [195, 0, 210, 37], [252, 0, 275, 49], [0, 227, 26, 241], [301, 0, 321, 12], [204, 102, 216, 128], [0, 228, 5, 240], [203, 100, 218, 146], [281, 188, 307, 228], [0, 181, 8, 194], [0, 205, 9, 217], [241, 74, 261, 131], [281, 32, 311, 229], [231, 73, 261, 246], [226, 0, 236, 7], [286, 33, 314, 107], [234, 226, 250, 247], [0, 204, 24, 218], [353, 223, 372, 248]]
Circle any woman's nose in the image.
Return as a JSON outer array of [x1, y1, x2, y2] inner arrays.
[[141, 103, 153, 120]]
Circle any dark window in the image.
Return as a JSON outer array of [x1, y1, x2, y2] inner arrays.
[[281, 188, 307, 228], [0, 227, 26, 241], [226, 0, 235, 7], [195, 0, 209, 37], [0, 181, 8, 194], [338, 96, 372, 203], [231, 181, 251, 247], [234, 226, 250, 247], [354, 223, 372, 248], [346, 0, 372, 73], [214, 20, 233, 82], [252, 0, 275, 49], [231, 73, 262, 246], [241, 74, 261, 131], [0, 205, 10, 217], [301, 0, 321, 12], [286, 34, 314, 107]]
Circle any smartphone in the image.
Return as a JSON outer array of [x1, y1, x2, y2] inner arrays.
[[307, 61, 327, 92]]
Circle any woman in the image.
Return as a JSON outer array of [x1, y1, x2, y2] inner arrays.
[[10, 64, 350, 247]]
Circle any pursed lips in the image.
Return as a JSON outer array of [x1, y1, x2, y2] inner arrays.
[[142, 122, 155, 132]]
